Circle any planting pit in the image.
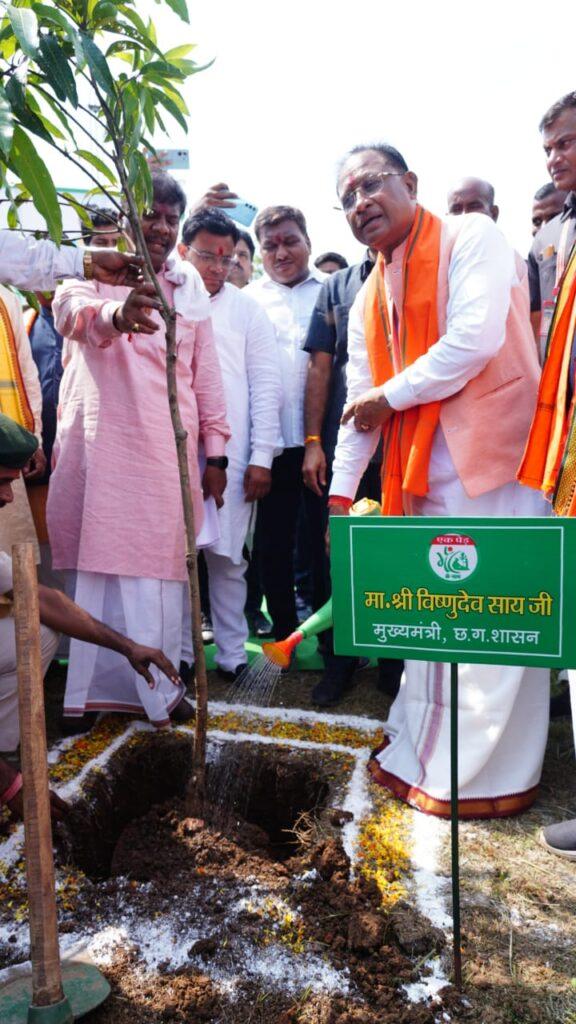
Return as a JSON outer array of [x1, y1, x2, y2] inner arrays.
[[0, 718, 458, 1023]]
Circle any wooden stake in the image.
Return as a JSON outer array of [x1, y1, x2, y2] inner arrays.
[[13, 543, 64, 1008]]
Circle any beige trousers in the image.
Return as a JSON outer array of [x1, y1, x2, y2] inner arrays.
[[0, 616, 59, 752]]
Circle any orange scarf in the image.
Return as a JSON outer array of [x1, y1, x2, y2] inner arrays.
[[517, 241, 576, 515], [364, 205, 442, 515]]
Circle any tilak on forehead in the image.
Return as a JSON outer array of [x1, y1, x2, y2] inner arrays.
[[217, 245, 224, 256]]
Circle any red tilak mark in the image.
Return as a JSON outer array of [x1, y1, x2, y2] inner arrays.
[[217, 246, 224, 256]]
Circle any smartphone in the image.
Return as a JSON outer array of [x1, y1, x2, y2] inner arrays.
[[225, 198, 258, 228]]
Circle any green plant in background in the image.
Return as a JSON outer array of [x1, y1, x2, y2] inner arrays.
[[0, 0, 212, 806]]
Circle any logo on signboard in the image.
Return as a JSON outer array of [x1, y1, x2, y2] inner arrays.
[[429, 534, 478, 581]]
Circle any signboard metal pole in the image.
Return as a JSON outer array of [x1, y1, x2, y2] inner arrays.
[[450, 661, 463, 990]]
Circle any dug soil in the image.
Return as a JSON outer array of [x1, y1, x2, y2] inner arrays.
[[81, 795, 454, 1024]]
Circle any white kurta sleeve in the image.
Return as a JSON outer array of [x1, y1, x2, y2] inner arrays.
[[1, 287, 43, 442], [384, 215, 515, 410], [330, 286, 380, 499], [0, 232, 84, 292], [246, 304, 283, 469]]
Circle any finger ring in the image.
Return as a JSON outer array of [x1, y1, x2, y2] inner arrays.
[[131, 323, 139, 333]]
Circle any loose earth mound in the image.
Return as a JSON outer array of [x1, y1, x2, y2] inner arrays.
[[0, 729, 460, 1022]]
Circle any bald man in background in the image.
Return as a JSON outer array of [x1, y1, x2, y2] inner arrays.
[[447, 176, 499, 221]]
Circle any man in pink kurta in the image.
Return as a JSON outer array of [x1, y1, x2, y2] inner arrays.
[[48, 173, 230, 729]]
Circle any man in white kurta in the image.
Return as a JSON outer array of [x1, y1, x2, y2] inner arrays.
[[245, 207, 325, 642], [329, 144, 549, 818], [180, 209, 282, 677]]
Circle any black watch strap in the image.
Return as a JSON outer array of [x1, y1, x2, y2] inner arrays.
[[206, 456, 228, 470]]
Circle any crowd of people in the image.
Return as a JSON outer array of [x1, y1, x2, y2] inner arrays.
[[1, 89, 576, 860]]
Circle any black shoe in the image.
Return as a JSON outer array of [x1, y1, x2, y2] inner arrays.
[[216, 663, 248, 683], [61, 712, 98, 736], [540, 818, 576, 861], [170, 696, 195, 723], [247, 610, 273, 638], [312, 673, 354, 708], [550, 684, 571, 719], [179, 661, 195, 688], [376, 659, 403, 699], [201, 613, 214, 645]]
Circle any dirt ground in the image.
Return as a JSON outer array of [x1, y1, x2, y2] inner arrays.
[[31, 663, 576, 1022]]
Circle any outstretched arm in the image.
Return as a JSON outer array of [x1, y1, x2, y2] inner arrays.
[[37, 585, 181, 690]]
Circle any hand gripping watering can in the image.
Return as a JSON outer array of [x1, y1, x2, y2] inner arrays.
[[263, 497, 381, 668]]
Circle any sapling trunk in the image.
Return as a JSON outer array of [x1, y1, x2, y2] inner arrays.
[[163, 310, 209, 812]]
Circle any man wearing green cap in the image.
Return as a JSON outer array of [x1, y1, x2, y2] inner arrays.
[[0, 413, 182, 821]]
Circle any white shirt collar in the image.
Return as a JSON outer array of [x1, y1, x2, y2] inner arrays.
[[258, 266, 326, 290]]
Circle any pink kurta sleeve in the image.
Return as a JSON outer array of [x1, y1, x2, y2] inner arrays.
[[192, 317, 231, 456], [53, 278, 124, 349]]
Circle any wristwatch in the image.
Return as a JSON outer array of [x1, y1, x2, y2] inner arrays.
[[206, 456, 228, 470], [82, 249, 94, 281]]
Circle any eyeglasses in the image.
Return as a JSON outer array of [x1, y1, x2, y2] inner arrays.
[[187, 246, 234, 270], [338, 171, 404, 213]]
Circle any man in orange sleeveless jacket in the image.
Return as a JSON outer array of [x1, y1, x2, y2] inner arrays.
[[329, 143, 548, 820]]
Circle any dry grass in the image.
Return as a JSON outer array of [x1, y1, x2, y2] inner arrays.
[[443, 719, 576, 1023]]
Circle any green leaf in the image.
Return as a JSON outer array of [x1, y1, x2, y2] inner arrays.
[[128, 150, 152, 211], [38, 35, 78, 107], [75, 148, 117, 185], [164, 44, 195, 60], [28, 81, 75, 140], [164, 0, 190, 24], [158, 82, 189, 115], [7, 4, 38, 58], [80, 32, 115, 96], [0, 21, 18, 61], [142, 59, 186, 80], [117, 5, 149, 38], [59, 191, 95, 230], [25, 93, 66, 139], [9, 125, 62, 243], [91, 1, 117, 23], [0, 87, 14, 157], [21, 291, 41, 314], [142, 88, 155, 134], [5, 77, 53, 144], [7, 202, 20, 230], [150, 87, 187, 133], [31, 4, 74, 36]]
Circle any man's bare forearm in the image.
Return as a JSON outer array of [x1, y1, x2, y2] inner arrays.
[[38, 585, 135, 658], [304, 352, 332, 437]]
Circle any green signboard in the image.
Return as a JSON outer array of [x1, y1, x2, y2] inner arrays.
[[330, 516, 576, 669]]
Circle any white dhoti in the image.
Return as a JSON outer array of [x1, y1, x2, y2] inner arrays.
[[369, 431, 551, 818], [63, 571, 186, 727]]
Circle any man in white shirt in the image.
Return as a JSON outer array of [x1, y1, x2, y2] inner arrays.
[[246, 206, 325, 642], [329, 143, 548, 818], [179, 209, 282, 679]]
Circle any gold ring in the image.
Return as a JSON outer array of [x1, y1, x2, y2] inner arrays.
[[132, 323, 139, 333]]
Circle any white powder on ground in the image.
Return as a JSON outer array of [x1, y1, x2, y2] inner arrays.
[[402, 956, 448, 1004], [409, 811, 452, 931]]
